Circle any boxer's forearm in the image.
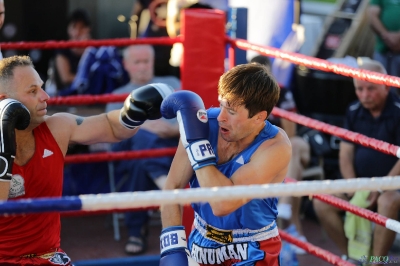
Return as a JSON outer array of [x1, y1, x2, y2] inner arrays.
[[161, 204, 183, 228], [0, 182, 9, 200]]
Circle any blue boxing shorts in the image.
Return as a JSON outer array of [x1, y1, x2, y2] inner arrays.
[[188, 214, 281, 266]]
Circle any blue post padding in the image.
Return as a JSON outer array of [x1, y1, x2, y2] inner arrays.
[[0, 196, 82, 215], [73, 255, 160, 266], [227, 8, 247, 65]]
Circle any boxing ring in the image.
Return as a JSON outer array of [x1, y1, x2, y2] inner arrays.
[[2, 9, 400, 266]]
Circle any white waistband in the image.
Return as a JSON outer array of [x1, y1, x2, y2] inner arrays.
[[194, 213, 279, 243]]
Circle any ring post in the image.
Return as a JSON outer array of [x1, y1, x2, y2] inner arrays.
[[180, 9, 226, 108]]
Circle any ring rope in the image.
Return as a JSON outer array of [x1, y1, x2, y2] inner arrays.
[[229, 37, 400, 89], [0, 36, 180, 50], [46, 94, 399, 161], [285, 178, 400, 234], [60, 206, 159, 218], [279, 230, 353, 266], [1, 36, 399, 89], [65, 147, 176, 164], [48, 93, 127, 105], [1, 177, 400, 216], [272, 108, 400, 158]]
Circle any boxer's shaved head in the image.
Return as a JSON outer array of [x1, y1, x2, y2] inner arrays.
[[0, 56, 34, 94]]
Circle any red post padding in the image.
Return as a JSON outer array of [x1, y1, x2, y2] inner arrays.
[[180, 9, 226, 109]]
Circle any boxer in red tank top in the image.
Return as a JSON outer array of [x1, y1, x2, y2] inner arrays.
[[0, 55, 173, 265]]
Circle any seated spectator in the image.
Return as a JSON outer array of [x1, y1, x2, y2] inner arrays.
[[251, 55, 311, 254], [313, 58, 400, 263], [52, 9, 92, 94], [132, 0, 176, 77], [105, 44, 180, 255]]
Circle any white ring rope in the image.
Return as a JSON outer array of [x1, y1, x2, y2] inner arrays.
[[81, 176, 400, 211], [386, 219, 400, 234]]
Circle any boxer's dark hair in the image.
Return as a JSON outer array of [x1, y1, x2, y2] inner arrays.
[[218, 63, 280, 119], [0, 56, 33, 93]]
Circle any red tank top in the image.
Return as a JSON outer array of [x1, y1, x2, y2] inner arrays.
[[0, 122, 64, 257]]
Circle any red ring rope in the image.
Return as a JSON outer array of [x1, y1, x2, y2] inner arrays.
[[228, 37, 400, 89], [48, 93, 128, 105], [285, 178, 388, 228], [279, 230, 354, 266], [65, 147, 176, 164], [272, 107, 400, 158], [0, 37, 180, 50]]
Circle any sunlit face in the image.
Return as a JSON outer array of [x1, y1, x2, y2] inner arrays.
[[353, 79, 389, 113], [7, 66, 49, 127], [123, 47, 154, 84], [217, 96, 262, 143], [0, 1, 5, 30]]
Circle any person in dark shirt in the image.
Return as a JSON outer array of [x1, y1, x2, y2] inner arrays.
[[313, 58, 400, 262], [54, 9, 92, 92]]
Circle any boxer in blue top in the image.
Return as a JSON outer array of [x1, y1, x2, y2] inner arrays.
[[159, 63, 292, 266]]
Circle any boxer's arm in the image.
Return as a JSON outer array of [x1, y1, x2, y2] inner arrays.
[[195, 129, 291, 216], [48, 83, 174, 147], [0, 99, 30, 200], [160, 142, 199, 266], [0, 184, 9, 200], [48, 111, 138, 146], [161, 140, 194, 228]]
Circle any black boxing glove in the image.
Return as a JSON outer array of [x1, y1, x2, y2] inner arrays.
[[119, 83, 174, 129], [0, 99, 30, 181]]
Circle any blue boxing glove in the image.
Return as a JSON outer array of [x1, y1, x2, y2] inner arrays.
[[160, 91, 216, 170], [119, 83, 174, 129], [160, 226, 199, 266], [0, 99, 30, 181]]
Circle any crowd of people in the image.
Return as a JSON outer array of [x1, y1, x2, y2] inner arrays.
[[0, 0, 399, 265]]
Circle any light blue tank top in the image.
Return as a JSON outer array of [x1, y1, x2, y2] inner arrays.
[[190, 108, 279, 230]]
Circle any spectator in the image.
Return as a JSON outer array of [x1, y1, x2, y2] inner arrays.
[[0, 0, 5, 59], [313, 58, 400, 263], [52, 9, 91, 94], [368, 0, 400, 95], [131, 0, 151, 37], [251, 55, 310, 255], [131, 0, 176, 77], [106, 44, 180, 255]]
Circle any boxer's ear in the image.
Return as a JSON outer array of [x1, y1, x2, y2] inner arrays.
[[255, 110, 267, 121]]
